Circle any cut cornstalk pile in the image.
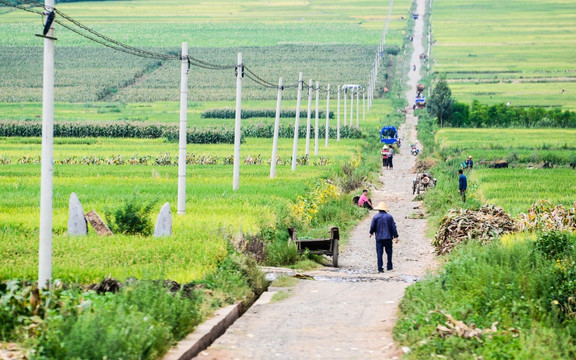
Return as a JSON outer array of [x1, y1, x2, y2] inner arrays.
[[516, 200, 576, 232], [432, 205, 517, 255]]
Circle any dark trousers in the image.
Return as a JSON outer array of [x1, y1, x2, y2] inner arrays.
[[382, 157, 388, 168], [376, 239, 393, 271], [388, 156, 393, 169]]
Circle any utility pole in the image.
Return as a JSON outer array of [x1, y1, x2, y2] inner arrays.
[[232, 53, 243, 190], [177, 42, 188, 214], [270, 77, 283, 179], [39, 0, 55, 288], [291, 72, 303, 171], [314, 81, 319, 156], [337, 86, 341, 142], [305, 79, 312, 157], [325, 84, 330, 148]]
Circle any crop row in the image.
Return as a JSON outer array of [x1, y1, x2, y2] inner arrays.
[[202, 109, 334, 119], [0, 121, 362, 140], [0, 153, 330, 166], [0, 121, 238, 144]]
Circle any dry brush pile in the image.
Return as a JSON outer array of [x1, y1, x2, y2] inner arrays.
[[432, 205, 517, 255]]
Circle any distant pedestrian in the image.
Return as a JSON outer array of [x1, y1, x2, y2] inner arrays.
[[458, 169, 467, 202], [358, 189, 373, 210], [381, 146, 389, 169], [387, 147, 394, 169], [369, 202, 399, 273], [465, 156, 473, 169]]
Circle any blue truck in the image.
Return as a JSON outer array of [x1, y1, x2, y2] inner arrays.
[[380, 126, 399, 145]]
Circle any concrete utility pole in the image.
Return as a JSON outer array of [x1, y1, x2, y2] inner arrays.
[[350, 90, 354, 126], [177, 42, 188, 214], [363, 90, 366, 124], [291, 72, 303, 171], [232, 53, 243, 190], [344, 88, 347, 126], [337, 86, 341, 142], [325, 84, 330, 147], [314, 81, 319, 156], [270, 77, 283, 179], [356, 89, 360, 127], [305, 79, 312, 157], [39, 0, 55, 288]]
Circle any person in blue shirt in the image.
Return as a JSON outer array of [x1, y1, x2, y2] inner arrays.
[[369, 201, 399, 273], [458, 169, 467, 202]]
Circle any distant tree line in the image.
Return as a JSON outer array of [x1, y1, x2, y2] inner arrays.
[[427, 77, 576, 128], [445, 101, 576, 128]]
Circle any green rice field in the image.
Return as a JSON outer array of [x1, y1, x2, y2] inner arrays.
[[435, 128, 576, 215], [430, 0, 576, 110]]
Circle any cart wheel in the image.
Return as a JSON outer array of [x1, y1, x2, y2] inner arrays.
[[332, 240, 339, 267]]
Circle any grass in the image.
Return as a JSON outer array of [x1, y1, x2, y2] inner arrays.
[[395, 232, 576, 359]]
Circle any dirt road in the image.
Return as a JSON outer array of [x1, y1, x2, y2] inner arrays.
[[196, 1, 434, 358]]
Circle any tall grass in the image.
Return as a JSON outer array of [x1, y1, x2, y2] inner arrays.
[[395, 232, 576, 359]]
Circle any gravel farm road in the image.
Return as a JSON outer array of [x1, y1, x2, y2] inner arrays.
[[196, 0, 436, 358]]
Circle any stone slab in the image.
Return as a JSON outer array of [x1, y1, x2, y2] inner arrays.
[[85, 210, 113, 236], [154, 202, 172, 237], [68, 192, 87, 236]]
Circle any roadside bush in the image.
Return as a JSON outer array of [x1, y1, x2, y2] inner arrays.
[[265, 238, 299, 266], [35, 280, 202, 359]]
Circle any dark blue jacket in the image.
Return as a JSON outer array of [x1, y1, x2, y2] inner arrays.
[[370, 212, 398, 240], [459, 174, 467, 190]]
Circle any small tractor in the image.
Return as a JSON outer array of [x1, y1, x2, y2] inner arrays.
[[415, 83, 426, 109], [412, 172, 437, 195]]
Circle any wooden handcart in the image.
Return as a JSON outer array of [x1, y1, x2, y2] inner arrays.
[[288, 227, 340, 267]]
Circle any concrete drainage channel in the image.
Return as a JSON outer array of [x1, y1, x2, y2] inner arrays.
[[162, 267, 420, 360]]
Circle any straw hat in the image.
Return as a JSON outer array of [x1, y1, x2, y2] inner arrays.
[[382, 145, 388, 150], [373, 201, 388, 211]]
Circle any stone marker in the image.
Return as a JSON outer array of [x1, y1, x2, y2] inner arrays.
[[85, 210, 113, 236], [154, 202, 172, 237], [68, 192, 87, 236]]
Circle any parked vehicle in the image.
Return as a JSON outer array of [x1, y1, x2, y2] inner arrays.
[[380, 126, 399, 146], [413, 172, 437, 195]]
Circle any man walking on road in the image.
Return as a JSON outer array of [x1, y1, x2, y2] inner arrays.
[[369, 202, 399, 273], [458, 169, 467, 202]]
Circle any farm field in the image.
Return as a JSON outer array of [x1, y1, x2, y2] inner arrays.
[[0, 0, 412, 104], [0, 0, 414, 285], [0, 154, 351, 282], [435, 128, 576, 164], [430, 0, 576, 110], [0, 99, 395, 130], [474, 168, 575, 216], [434, 128, 576, 215]]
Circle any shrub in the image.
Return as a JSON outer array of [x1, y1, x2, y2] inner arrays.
[[265, 238, 299, 266], [533, 231, 571, 260], [105, 196, 155, 236]]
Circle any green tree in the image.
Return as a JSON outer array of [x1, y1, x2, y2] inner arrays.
[[427, 76, 454, 127]]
